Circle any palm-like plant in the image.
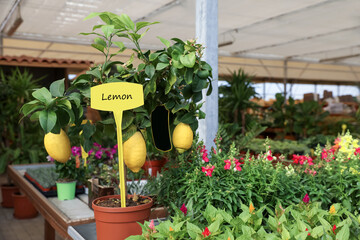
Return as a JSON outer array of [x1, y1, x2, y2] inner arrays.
[[219, 69, 259, 135]]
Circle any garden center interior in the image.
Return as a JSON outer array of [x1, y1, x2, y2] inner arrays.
[[1, 0, 360, 240]]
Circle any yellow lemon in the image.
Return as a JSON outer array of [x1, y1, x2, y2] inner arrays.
[[123, 131, 146, 172], [172, 123, 193, 153], [44, 129, 71, 163]]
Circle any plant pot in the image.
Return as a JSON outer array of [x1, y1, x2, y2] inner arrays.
[[87, 178, 115, 209], [92, 194, 153, 240], [1, 184, 19, 208], [12, 192, 38, 219], [56, 181, 76, 200], [142, 158, 168, 177]]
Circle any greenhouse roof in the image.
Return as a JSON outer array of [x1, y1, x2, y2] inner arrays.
[[1, 0, 360, 83]]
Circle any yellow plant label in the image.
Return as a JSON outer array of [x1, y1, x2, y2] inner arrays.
[[91, 82, 144, 111], [90, 82, 144, 208]]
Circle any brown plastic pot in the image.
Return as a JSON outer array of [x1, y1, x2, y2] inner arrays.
[[92, 194, 153, 240], [1, 184, 19, 208], [12, 192, 38, 219], [142, 158, 168, 177]]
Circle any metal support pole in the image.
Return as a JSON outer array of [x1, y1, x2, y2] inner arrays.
[[263, 81, 266, 99], [314, 83, 317, 101], [196, 0, 218, 150], [0, 34, 3, 56], [284, 59, 288, 101]]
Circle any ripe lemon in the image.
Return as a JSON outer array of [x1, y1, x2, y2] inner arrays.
[[123, 131, 146, 172], [44, 129, 71, 163], [172, 123, 193, 153]]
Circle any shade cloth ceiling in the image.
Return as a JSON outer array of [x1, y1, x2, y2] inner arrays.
[[1, 0, 360, 84]]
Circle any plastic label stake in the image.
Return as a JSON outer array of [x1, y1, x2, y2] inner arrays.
[[91, 82, 144, 208]]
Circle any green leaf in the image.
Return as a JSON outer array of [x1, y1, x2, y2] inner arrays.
[[208, 219, 221, 233], [192, 76, 207, 92], [187, 222, 201, 239], [57, 99, 72, 109], [336, 224, 349, 240], [86, 68, 102, 81], [149, 52, 162, 61], [119, 14, 135, 31], [172, 103, 189, 113], [171, 49, 181, 61], [84, 12, 102, 20], [156, 62, 169, 70], [32, 87, 52, 105], [82, 122, 96, 139], [92, 24, 103, 31], [136, 21, 159, 31], [199, 109, 206, 119], [39, 110, 57, 133], [122, 111, 135, 130], [49, 79, 65, 97], [122, 124, 137, 142], [113, 41, 125, 50], [182, 85, 193, 99], [94, 37, 107, 47], [179, 112, 196, 124], [281, 225, 290, 240], [20, 102, 42, 119], [180, 52, 196, 68], [145, 64, 155, 78], [68, 92, 81, 108], [158, 54, 169, 63], [206, 78, 213, 96], [193, 91, 202, 103], [185, 68, 193, 84], [101, 25, 115, 39], [172, 59, 184, 69], [91, 44, 104, 54], [157, 36, 170, 48], [311, 226, 324, 238]]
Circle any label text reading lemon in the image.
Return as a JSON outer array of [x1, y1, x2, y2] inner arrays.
[[102, 93, 133, 101]]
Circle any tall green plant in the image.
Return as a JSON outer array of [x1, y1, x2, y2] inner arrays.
[[0, 68, 46, 173], [219, 69, 259, 135]]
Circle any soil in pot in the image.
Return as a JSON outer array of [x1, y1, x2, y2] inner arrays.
[[1, 184, 19, 208], [92, 194, 153, 240], [94, 194, 151, 207], [12, 192, 38, 219]]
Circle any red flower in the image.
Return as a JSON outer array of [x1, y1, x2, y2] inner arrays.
[[202, 166, 215, 177], [202, 227, 211, 237], [235, 163, 242, 171], [224, 160, 231, 170], [306, 228, 310, 236], [266, 155, 273, 161], [180, 203, 187, 216], [302, 193, 310, 204], [332, 224, 336, 235]]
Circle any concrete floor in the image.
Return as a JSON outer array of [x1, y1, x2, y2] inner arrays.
[[0, 173, 64, 240]]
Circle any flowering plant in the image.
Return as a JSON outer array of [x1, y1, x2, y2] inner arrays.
[[129, 200, 360, 240], [50, 146, 86, 183], [85, 142, 119, 187]]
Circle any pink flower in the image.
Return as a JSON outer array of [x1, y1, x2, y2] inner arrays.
[[212, 148, 217, 154], [148, 219, 156, 233], [46, 155, 54, 162], [95, 150, 103, 159], [332, 224, 336, 235], [266, 155, 273, 161], [71, 146, 81, 157], [355, 148, 360, 156], [235, 163, 242, 171], [202, 227, 211, 237], [202, 166, 215, 177], [93, 142, 102, 148], [224, 160, 231, 170], [302, 193, 310, 204], [180, 203, 187, 215]]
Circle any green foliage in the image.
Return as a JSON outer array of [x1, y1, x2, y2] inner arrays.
[[55, 157, 86, 183], [270, 94, 329, 139], [245, 138, 310, 155], [26, 166, 58, 188], [219, 69, 259, 135], [129, 202, 359, 240], [0, 68, 47, 173], [154, 131, 360, 220]]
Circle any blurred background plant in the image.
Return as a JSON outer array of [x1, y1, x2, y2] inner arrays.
[[0, 67, 47, 173]]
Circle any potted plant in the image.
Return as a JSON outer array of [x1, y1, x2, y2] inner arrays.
[[0, 183, 18, 208], [21, 10, 212, 239], [53, 146, 86, 200], [12, 191, 38, 219]]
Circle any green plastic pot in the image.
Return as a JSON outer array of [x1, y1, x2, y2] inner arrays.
[[56, 181, 76, 200]]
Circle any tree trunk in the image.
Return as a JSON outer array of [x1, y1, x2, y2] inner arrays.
[[241, 110, 246, 135]]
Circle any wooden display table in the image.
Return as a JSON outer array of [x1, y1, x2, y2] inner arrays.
[[7, 163, 94, 240]]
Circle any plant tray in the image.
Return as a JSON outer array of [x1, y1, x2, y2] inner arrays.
[[24, 172, 84, 197]]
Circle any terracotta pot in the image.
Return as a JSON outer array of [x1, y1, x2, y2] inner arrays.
[[1, 184, 19, 208], [12, 192, 38, 219], [92, 194, 153, 240], [142, 158, 168, 177]]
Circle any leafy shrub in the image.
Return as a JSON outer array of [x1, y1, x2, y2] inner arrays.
[[128, 201, 360, 240]]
